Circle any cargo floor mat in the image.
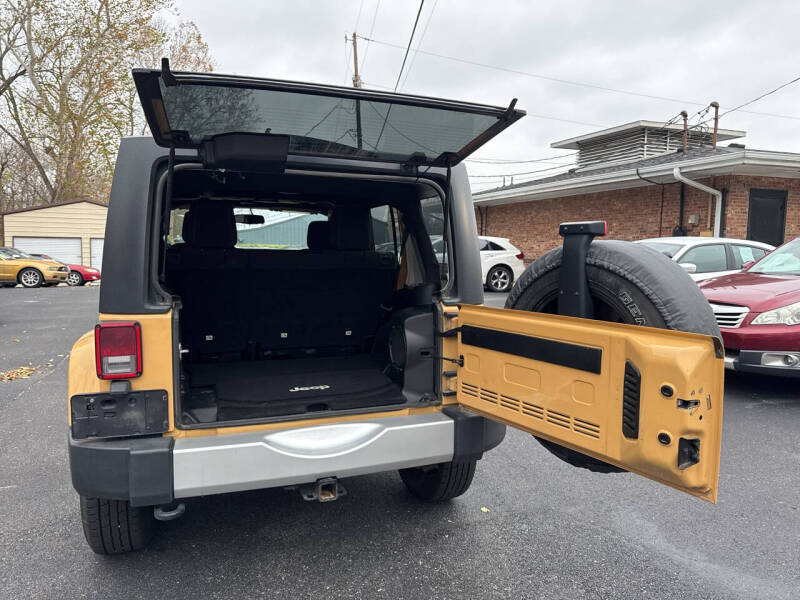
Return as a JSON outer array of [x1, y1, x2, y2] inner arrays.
[[184, 356, 405, 419]]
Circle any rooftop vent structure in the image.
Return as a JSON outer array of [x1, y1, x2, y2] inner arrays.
[[551, 121, 745, 169]]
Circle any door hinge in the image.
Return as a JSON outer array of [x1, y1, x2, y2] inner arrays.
[[438, 327, 461, 338], [436, 354, 464, 367]]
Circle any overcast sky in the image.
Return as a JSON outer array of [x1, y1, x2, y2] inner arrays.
[[173, 0, 800, 189]]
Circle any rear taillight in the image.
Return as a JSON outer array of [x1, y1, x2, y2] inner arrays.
[[515, 252, 524, 260], [95, 322, 142, 379]]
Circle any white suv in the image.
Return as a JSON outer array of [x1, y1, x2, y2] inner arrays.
[[432, 236, 525, 292], [477, 236, 525, 292]]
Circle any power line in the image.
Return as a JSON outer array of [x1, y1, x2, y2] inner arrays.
[[399, 0, 438, 91], [466, 153, 576, 164], [358, 35, 800, 121], [393, 1, 425, 92], [353, 0, 365, 31], [468, 163, 572, 178], [720, 74, 800, 118], [360, 0, 381, 70]]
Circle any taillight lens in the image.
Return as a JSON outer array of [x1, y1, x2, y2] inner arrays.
[[515, 252, 525, 260], [95, 322, 142, 379]]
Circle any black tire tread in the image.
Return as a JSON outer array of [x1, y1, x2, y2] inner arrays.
[[80, 495, 155, 555], [400, 460, 477, 502]]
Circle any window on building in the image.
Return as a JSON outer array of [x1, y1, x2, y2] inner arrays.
[[678, 244, 727, 273]]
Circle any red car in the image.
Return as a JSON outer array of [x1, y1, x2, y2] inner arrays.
[[699, 237, 800, 377], [66, 263, 101, 286]]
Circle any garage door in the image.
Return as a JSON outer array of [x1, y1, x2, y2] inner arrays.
[[90, 238, 104, 269], [13, 237, 81, 265]]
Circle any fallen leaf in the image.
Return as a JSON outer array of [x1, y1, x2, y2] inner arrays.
[[480, 506, 490, 513], [13, 338, 20, 343], [0, 366, 37, 382]]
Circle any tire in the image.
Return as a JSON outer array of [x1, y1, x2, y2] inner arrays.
[[486, 265, 513, 292], [18, 268, 43, 288], [399, 460, 477, 501], [67, 271, 83, 286], [506, 240, 720, 473], [79, 495, 156, 555]]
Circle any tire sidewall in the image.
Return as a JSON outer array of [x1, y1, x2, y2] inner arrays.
[[68, 271, 83, 286], [19, 268, 43, 288], [487, 265, 513, 293], [507, 264, 667, 328]]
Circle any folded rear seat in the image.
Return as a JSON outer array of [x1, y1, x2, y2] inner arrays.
[[166, 201, 248, 357], [247, 208, 396, 355]]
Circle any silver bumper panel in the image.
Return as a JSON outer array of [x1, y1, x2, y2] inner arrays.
[[173, 412, 454, 498]]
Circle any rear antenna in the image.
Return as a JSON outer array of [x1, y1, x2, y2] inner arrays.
[[161, 57, 178, 87]]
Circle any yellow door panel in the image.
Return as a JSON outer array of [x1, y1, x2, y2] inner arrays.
[[451, 304, 724, 503]]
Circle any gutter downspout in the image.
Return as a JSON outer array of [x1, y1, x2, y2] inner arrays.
[[672, 167, 723, 237]]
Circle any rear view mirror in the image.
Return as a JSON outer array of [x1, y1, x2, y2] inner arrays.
[[235, 214, 265, 225], [680, 262, 698, 274]]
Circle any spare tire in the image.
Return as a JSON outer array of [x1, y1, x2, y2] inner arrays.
[[505, 240, 720, 473]]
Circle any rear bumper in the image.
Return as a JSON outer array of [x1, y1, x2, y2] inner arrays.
[[724, 349, 800, 377], [69, 409, 505, 506]]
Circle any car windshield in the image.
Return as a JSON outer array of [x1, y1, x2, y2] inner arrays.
[[639, 241, 683, 258], [1, 248, 32, 259], [748, 238, 800, 275]]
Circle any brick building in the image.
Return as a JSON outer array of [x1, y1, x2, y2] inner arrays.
[[473, 121, 800, 259]]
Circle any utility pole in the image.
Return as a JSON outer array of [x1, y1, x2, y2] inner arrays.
[[681, 110, 688, 153], [351, 32, 362, 88], [350, 32, 363, 150], [710, 101, 720, 149]]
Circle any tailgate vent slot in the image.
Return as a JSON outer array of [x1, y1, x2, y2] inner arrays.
[[622, 361, 641, 439]]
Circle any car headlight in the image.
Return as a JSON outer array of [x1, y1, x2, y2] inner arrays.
[[47, 266, 59, 271], [751, 301, 800, 326], [88, 268, 99, 273]]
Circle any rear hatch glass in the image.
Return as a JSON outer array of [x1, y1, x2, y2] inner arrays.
[[133, 68, 524, 166]]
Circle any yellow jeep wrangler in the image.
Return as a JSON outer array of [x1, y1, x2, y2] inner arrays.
[[68, 63, 724, 554]]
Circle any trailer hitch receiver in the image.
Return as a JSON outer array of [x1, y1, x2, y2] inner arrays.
[[557, 221, 607, 319]]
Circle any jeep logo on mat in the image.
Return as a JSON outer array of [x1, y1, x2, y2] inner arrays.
[[289, 384, 331, 393]]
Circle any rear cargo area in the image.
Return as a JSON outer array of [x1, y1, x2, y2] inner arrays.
[[163, 173, 441, 426]]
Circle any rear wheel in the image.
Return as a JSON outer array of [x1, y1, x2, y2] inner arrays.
[[486, 265, 513, 292], [506, 240, 720, 472], [67, 270, 83, 286], [399, 459, 477, 501], [79, 495, 156, 555], [18, 268, 43, 288]]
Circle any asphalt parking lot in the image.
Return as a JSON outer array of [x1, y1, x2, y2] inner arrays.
[[1, 287, 798, 600]]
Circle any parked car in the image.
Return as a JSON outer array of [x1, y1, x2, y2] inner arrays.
[[66, 264, 101, 286], [699, 237, 800, 376], [0, 247, 69, 287], [67, 65, 724, 554], [635, 237, 774, 281], [28, 253, 101, 286], [432, 235, 525, 292]]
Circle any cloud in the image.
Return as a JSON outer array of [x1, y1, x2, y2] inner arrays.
[[174, 0, 800, 185]]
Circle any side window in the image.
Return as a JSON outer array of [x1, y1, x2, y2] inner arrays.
[[370, 205, 401, 260], [167, 208, 188, 245], [731, 245, 766, 268], [678, 244, 727, 273], [420, 195, 448, 287], [487, 241, 505, 251], [478, 238, 490, 251]]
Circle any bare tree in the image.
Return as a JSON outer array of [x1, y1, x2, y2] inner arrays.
[[0, 1, 213, 210]]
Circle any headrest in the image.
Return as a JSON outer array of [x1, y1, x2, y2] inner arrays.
[[306, 220, 331, 251], [182, 201, 237, 248], [330, 207, 371, 251]]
